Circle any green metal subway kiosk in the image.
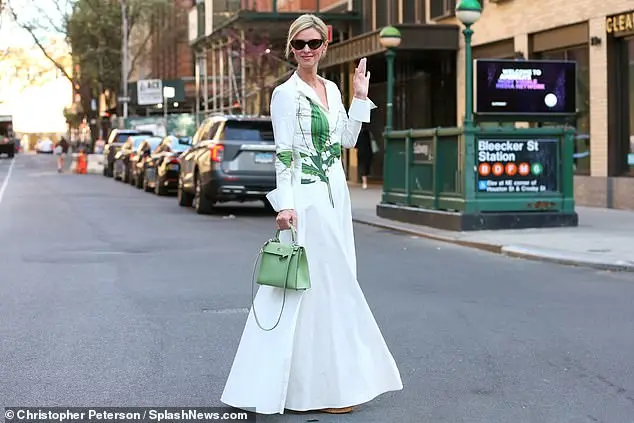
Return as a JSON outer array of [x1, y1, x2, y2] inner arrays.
[[377, 57, 580, 231]]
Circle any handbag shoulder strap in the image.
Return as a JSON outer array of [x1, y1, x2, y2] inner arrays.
[[250, 246, 293, 331]]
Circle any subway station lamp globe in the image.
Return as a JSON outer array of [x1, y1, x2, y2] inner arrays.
[[379, 26, 402, 49], [455, 0, 482, 26]]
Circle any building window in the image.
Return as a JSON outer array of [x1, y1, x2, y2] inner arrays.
[[376, 0, 387, 29], [402, 0, 421, 23], [617, 37, 634, 176], [607, 33, 634, 177], [390, 0, 398, 24], [430, 0, 482, 20], [429, 0, 455, 19], [535, 45, 591, 175], [197, 1, 205, 39]]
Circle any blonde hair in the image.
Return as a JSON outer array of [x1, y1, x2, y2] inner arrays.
[[285, 14, 329, 59]]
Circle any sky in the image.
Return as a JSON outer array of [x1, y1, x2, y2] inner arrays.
[[0, 0, 74, 134], [0, 0, 70, 49]]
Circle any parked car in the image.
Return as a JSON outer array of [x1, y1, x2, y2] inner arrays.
[[112, 134, 154, 182], [177, 115, 276, 214], [143, 135, 191, 195], [0, 137, 15, 158], [103, 129, 153, 177], [0, 116, 16, 157], [130, 136, 163, 189], [35, 138, 54, 154]]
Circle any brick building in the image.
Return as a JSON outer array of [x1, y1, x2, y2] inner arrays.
[[440, 0, 634, 209], [150, 0, 193, 83], [132, 0, 194, 116]]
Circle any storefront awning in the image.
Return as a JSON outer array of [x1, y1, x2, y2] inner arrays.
[[319, 23, 460, 69], [190, 10, 361, 50]]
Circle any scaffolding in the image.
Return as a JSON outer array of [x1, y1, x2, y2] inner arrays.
[[193, 30, 296, 125]]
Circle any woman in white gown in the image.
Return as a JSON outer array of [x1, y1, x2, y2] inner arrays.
[[220, 13, 403, 415]]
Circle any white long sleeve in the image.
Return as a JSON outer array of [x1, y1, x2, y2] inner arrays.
[[268, 87, 296, 211], [339, 96, 378, 148]]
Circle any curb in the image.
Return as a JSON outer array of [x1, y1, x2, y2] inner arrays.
[[501, 245, 634, 272], [351, 215, 503, 254], [351, 215, 634, 273]]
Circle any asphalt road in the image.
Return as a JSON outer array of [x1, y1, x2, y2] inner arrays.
[[1, 154, 633, 423]]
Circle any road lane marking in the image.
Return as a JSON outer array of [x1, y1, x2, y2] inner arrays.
[[0, 158, 15, 206]]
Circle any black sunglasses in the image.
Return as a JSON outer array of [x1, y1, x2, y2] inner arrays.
[[290, 39, 324, 50]]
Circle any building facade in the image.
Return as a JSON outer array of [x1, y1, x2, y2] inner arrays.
[[126, 0, 195, 117], [185, 0, 634, 210], [444, 0, 634, 209], [319, 0, 460, 184]]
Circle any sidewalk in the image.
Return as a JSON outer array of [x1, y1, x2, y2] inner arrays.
[[349, 184, 634, 272]]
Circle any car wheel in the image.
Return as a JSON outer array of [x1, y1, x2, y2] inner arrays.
[[143, 174, 152, 192], [177, 177, 194, 207], [154, 177, 167, 196], [105, 161, 114, 177], [193, 172, 214, 215]]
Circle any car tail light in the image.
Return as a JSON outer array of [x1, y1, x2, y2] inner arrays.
[[209, 144, 224, 162], [169, 159, 179, 165]]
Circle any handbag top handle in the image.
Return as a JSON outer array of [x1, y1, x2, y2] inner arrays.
[[274, 225, 297, 243]]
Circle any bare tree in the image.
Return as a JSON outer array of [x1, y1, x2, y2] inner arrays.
[[5, 0, 74, 82], [6, 0, 169, 85]]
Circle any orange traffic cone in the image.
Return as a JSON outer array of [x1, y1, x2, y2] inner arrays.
[[76, 152, 87, 174]]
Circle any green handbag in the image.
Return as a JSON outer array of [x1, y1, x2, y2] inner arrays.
[[251, 225, 311, 331]]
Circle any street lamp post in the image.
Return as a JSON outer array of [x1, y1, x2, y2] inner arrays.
[[120, 0, 129, 120], [163, 86, 175, 136], [455, 0, 482, 129], [455, 0, 482, 212], [378, 26, 402, 134]]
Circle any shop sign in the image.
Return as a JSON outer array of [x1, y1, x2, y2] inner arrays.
[[413, 140, 433, 162], [476, 138, 559, 194], [606, 11, 634, 36]]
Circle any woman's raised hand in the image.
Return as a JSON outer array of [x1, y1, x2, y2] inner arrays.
[[353, 58, 370, 100]]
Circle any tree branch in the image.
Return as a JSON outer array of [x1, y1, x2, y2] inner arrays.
[[7, 5, 73, 83], [127, 28, 152, 80]]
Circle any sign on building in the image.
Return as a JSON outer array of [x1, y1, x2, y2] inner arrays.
[[476, 138, 559, 194], [137, 79, 163, 106]]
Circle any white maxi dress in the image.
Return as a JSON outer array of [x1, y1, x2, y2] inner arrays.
[[220, 72, 403, 414]]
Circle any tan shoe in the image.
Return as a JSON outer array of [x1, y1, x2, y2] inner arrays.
[[320, 406, 355, 414]]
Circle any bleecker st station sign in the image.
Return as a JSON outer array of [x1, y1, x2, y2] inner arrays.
[[477, 139, 540, 162], [476, 139, 558, 194]]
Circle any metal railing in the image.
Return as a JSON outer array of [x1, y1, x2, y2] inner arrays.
[[383, 127, 465, 212]]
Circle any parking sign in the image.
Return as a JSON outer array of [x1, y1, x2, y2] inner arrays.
[[137, 79, 163, 105]]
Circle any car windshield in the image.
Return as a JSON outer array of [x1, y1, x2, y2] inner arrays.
[[117, 132, 150, 143], [129, 135, 151, 148], [145, 136, 163, 150], [223, 121, 274, 142], [170, 137, 191, 152]]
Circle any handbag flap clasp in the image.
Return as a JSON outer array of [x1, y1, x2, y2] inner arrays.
[[262, 241, 296, 258]]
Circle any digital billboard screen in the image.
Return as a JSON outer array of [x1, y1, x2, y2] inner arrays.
[[474, 59, 577, 116]]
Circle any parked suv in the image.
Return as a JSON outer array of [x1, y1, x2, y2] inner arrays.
[[177, 115, 276, 214], [102, 129, 153, 177]]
